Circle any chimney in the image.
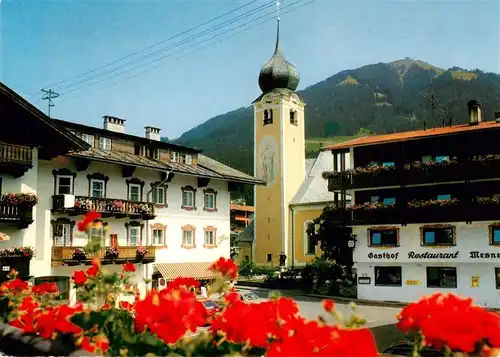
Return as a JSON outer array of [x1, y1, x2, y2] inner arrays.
[[145, 126, 161, 141], [495, 112, 500, 123], [103, 116, 126, 133], [467, 100, 482, 126]]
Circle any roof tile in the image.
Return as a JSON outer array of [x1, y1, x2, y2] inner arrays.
[[323, 121, 500, 150]]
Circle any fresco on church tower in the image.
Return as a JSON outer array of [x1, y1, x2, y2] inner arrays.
[[257, 135, 279, 186]]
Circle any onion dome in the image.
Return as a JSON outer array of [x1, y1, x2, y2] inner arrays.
[[258, 21, 300, 93]]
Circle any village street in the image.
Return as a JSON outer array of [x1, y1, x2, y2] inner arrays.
[[235, 287, 404, 351]]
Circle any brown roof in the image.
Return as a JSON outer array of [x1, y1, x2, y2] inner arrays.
[[230, 204, 255, 212], [323, 121, 500, 150], [69, 149, 264, 185], [155, 262, 219, 281]]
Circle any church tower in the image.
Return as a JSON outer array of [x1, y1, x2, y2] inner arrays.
[[253, 3, 306, 266]]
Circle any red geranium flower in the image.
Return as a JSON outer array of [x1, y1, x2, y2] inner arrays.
[[77, 211, 101, 232], [322, 299, 335, 312], [209, 257, 238, 280], [72, 271, 88, 286], [122, 262, 136, 272], [32, 282, 58, 295]]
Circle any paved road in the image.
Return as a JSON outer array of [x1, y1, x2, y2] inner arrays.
[[235, 287, 400, 328], [234, 287, 405, 351]]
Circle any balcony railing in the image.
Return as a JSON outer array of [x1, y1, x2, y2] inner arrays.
[[52, 195, 155, 220], [0, 203, 34, 228], [328, 198, 500, 226], [0, 143, 33, 177], [326, 157, 500, 191], [51, 246, 156, 266]]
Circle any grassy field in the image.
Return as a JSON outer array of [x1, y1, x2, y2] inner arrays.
[[305, 136, 357, 158]]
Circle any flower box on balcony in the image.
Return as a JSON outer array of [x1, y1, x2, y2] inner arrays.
[[468, 155, 500, 180], [350, 202, 398, 224], [404, 159, 461, 184], [406, 199, 464, 223], [348, 165, 398, 189]]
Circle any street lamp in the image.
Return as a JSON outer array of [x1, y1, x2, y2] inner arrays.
[[347, 234, 357, 249]]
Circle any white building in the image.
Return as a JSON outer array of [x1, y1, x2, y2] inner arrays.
[[1, 82, 262, 302], [324, 100, 500, 308]]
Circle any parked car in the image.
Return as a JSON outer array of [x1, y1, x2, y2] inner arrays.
[[383, 341, 444, 357], [236, 290, 261, 302], [199, 299, 221, 324]]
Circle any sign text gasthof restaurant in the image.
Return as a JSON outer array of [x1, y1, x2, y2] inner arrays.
[[368, 251, 459, 260]]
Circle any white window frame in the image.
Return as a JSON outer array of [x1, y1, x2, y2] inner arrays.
[[153, 148, 160, 160], [99, 137, 112, 150], [54, 223, 71, 247], [81, 133, 94, 147], [129, 184, 141, 202], [184, 154, 192, 165], [129, 226, 140, 246], [152, 228, 164, 246], [204, 230, 215, 246], [204, 193, 215, 209], [182, 190, 194, 207], [153, 186, 165, 205], [171, 152, 179, 163], [90, 179, 105, 198], [56, 175, 73, 195], [182, 230, 194, 246], [304, 220, 316, 255]]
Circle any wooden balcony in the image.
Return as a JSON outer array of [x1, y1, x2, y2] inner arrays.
[[0, 203, 34, 228], [52, 195, 155, 220], [51, 245, 156, 267], [0, 143, 33, 177]]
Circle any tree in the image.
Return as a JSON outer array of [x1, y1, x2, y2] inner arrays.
[[309, 205, 353, 267]]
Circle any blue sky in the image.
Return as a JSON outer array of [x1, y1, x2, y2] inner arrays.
[[2, 0, 499, 139]]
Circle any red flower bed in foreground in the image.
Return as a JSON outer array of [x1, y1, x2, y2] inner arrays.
[[0, 212, 498, 357]]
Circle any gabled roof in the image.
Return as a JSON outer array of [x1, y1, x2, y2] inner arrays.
[[234, 220, 254, 243], [323, 121, 500, 150], [290, 150, 347, 206], [0, 83, 88, 158], [54, 118, 201, 154]]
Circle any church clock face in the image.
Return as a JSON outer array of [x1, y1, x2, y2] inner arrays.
[[257, 135, 279, 186]]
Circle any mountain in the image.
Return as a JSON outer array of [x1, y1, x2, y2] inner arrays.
[[169, 58, 500, 202]]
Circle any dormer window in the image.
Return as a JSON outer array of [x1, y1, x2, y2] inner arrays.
[[81, 133, 94, 147], [183, 154, 192, 165], [263, 109, 273, 125], [290, 110, 298, 126], [99, 137, 112, 151], [150, 148, 160, 160], [171, 151, 179, 163], [135, 145, 147, 156]]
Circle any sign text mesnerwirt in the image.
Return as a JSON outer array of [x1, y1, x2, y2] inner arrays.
[[469, 251, 500, 259]]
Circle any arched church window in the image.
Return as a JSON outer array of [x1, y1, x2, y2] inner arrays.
[[263, 109, 273, 126], [305, 221, 316, 255]]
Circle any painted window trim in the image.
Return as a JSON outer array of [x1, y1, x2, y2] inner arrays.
[[203, 226, 217, 248], [181, 224, 196, 249], [367, 226, 400, 247], [87, 173, 109, 198], [203, 188, 218, 212], [303, 220, 316, 255], [52, 169, 77, 195], [150, 223, 167, 247], [150, 182, 168, 207], [419, 224, 456, 247], [126, 178, 145, 202], [181, 186, 197, 211], [51, 218, 76, 247], [125, 221, 144, 246], [488, 223, 500, 246]]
